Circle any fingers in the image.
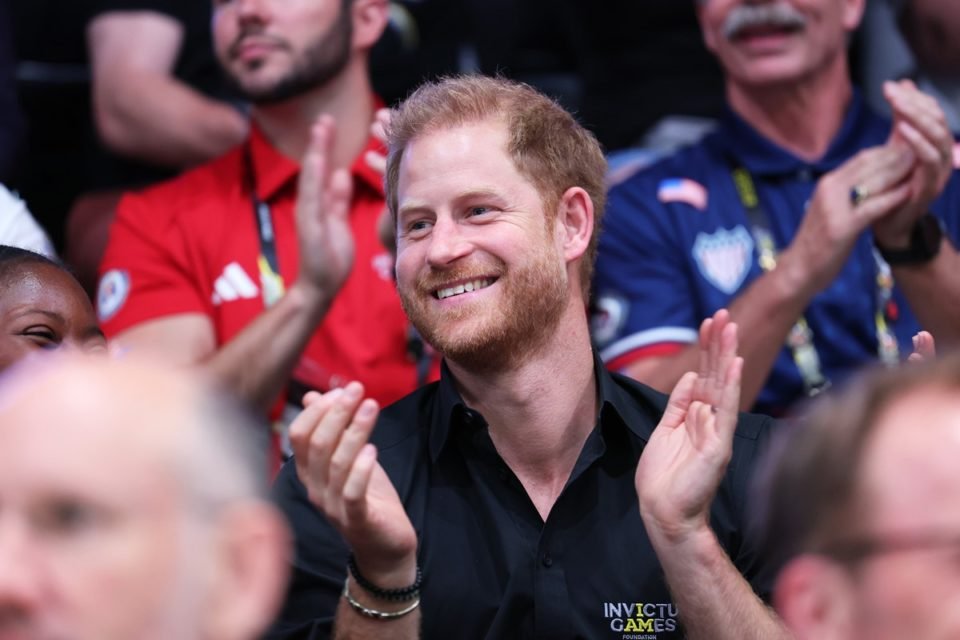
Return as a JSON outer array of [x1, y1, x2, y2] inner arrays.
[[372, 107, 391, 144], [908, 330, 936, 363], [661, 371, 699, 430], [307, 382, 366, 490], [717, 355, 743, 439], [844, 145, 915, 203], [364, 108, 392, 176], [343, 444, 379, 520], [325, 167, 352, 223], [897, 120, 945, 168], [854, 182, 913, 225], [325, 397, 380, 503], [364, 149, 386, 175], [297, 116, 336, 220], [886, 80, 953, 163], [833, 146, 916, 227], [696, 309, 736, 404], [288, 381, 381, 521], [289, 387, 344, 469]]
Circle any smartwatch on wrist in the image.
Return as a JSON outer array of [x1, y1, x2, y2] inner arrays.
[[876, 213, 943, 266]]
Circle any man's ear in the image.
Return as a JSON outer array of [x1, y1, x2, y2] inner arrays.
[[555, 186, 594, 264], [202, 502, 292, 640], [351, 0, 390, 51], [773, 555, 856, 640]]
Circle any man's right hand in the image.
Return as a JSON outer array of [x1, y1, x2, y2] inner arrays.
[[778, 144, 915, 295], [289, 381, 418, 587], [294, 115, 356, 303]]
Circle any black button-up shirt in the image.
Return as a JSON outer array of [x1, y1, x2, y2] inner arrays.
[[267, 358, 776, 640]]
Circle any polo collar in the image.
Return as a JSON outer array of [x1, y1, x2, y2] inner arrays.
[[247, 124, 300, 203], [427, 354, 659, 463], [708, 90, 883, 177]]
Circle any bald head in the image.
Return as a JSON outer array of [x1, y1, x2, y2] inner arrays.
[[0, 355, 290, 640], [763, 356, 960, 640]]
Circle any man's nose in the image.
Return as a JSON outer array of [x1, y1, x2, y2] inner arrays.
[[426, 217, 472, 267], [235, 0, 270, 23]]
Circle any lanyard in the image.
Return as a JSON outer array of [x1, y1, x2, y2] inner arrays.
[[244, 145, 286, 308], [731, 167, 900, 397]]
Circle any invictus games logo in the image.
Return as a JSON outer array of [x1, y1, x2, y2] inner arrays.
[[603, 601, 679, 638]]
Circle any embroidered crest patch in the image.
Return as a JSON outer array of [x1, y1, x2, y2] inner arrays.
[[692, 225, 754, 294]]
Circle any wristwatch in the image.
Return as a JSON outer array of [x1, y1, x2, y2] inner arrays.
[[876, 213, 944, 265]]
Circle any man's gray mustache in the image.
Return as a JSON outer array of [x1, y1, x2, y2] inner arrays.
[[723, 3, 807, 40]]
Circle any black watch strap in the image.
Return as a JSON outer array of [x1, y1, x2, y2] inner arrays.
[[876, 213, 944, 265]]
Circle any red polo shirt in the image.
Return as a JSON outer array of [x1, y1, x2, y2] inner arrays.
[[98, 123, 419, 410]]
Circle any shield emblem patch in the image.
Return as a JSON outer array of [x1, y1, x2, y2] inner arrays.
[[692, 225, 755, 295]]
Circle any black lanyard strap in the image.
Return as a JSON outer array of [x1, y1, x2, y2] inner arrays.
[[243, 144, 286, 307]]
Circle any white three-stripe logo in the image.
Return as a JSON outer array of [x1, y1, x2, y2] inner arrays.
[[211, 262, 259, 305]]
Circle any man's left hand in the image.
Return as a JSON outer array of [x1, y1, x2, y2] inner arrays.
[[635, 309, 742, 543], [875, 79, 955, 248]]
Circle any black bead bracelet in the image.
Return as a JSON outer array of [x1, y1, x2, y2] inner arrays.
[[347, 553, 422, 602]]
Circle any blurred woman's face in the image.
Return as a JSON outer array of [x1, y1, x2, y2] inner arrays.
[[0, 263, 107, 371]]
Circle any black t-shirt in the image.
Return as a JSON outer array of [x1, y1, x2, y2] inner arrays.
[[267, 357, 777, 640]]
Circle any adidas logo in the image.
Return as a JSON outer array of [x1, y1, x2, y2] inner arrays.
[[211, 262, 259, 305]]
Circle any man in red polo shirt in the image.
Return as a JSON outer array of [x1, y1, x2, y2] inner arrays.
[[97, 0, 417, 446]]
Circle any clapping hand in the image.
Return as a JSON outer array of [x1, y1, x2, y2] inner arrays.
[[635, 309, 743, 542], [290, 381, 418, 585]]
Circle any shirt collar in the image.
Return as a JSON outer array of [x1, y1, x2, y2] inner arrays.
[[248, 123, 300, 202], [707, 90, 883, 177], [427, 354, 660, 463], [247, 98, 387, 202]]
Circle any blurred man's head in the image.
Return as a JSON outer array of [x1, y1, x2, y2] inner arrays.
[[0, 246, 106, 371], [760, 357, 960, 640], [212, 0, 388, 104], [384, 76, 606, 371], [695, 0, 865, 89], [0, 356, 290, 640]]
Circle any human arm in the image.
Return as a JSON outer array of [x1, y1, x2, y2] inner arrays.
[[622, 146, 916, 409], [289, 382, 420, 639], [87, 10, 248, 167], [635, 310, 790, 639], [871, 80, 960, 347], [106, 117, 355, 412]]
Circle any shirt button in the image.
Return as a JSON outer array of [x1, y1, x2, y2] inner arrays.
[[542, 553, 553, 568], [797, 167, 813, 181]]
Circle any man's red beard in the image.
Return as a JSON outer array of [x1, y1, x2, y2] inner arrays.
[[399, 247, 568, 374]]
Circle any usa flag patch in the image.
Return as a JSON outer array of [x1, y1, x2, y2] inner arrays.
[[657, 178, 708, 210]]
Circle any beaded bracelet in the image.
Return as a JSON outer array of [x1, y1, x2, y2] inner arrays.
[[342, 577, 421, 620], [347, 553, 422, 601]]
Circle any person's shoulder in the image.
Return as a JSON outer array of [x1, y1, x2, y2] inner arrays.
[[608, 136, 721, 195]]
